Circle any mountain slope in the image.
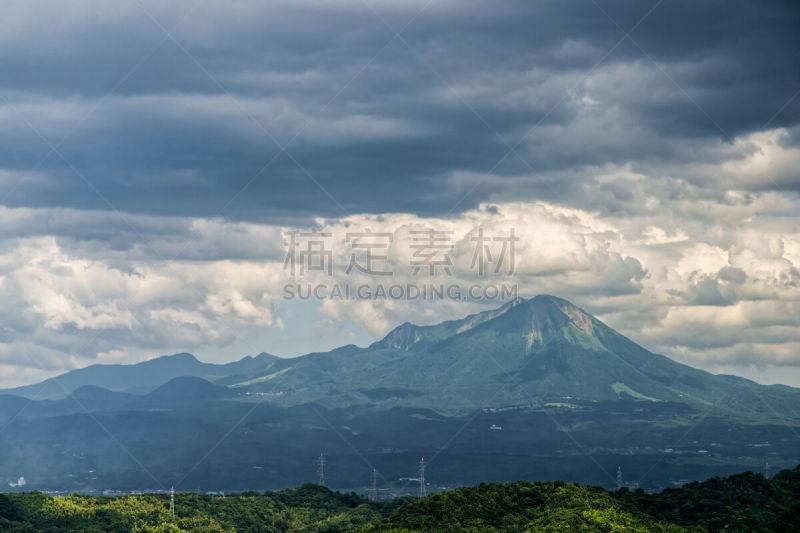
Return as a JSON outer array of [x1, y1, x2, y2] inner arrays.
[[232, 295, 800, 417], [363, 480, 685, 532]]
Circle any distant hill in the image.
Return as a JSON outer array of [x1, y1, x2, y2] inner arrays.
[[67, 386, 136, 411], [0, 394, 33, 420], [128, 376, 240, 410], [0, 352, 276, 400]]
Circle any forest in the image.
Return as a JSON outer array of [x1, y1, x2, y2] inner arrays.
[[1, 465, 798, 532]]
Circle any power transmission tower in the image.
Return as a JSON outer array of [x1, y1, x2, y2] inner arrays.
[[370, 468, 378, 501], [765, 461, 770, 478], [616, 467, 623, 490], [418, 458, 426, 498], [317, 452, 326, 486], [169, 486, 175, 518]]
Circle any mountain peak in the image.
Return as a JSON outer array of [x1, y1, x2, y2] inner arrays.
[[380, 295, 598, 346], [148, 352, 199, 363], [526, 294, 597, 337]]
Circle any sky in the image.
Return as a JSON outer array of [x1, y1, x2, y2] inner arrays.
[[0, 0, 799, 388]]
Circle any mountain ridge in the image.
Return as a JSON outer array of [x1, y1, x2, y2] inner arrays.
[[0, 352, 277, 400], [3, 296, 798, 418]]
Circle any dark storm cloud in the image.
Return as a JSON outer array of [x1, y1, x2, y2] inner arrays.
[[0, 0, 798, 222]]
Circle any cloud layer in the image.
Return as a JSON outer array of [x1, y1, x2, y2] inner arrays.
[[1, 0, 798, 220], [0, 1, 798, 386], [0, 190, 798, 386]]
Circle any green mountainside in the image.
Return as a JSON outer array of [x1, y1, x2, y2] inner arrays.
[[3, 465, 800, 532], [226, 295, 800, 418]]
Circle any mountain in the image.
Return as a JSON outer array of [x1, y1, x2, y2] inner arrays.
[[1, 295, 798, 493], [67, 386, 137, 411], [226, 295, 800, 417], [0, 352, 276, 400], [0, 379, 229, 421], [128, 376, 240, 410], [6, 295, 799, 416]]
